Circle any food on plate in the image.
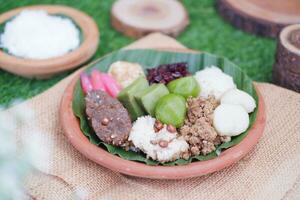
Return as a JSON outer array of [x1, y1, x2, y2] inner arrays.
[[194, 66, 236, 100], [147, 62, 189, 84], [77, 59, 257, 165], [213, 104, 249, 136], [108, 61, 145, 88], [128, 116, 189, 162], [135, 84, 169, 116], [80, 69, 121, 98], [167, 76, 200, 98], [85, 90, 132, 146], [100, 73, 122, 98], [221, 89, 256, 113], [90, 69, 105, 91], [80, 73, 93, 94], [118, 77, 149, 120], [179, 96, 227, 156], [155, 94, 186, 128], [0, 10, 80, 59]]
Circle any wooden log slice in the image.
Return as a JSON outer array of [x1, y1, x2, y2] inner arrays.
[[111, 0, 189, 38], [273, 24, 300, 92], [216, 0, 300, 38]]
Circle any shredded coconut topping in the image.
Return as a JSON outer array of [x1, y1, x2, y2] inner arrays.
[[129, 116, 189, 163], [0, 10, 80, 59]]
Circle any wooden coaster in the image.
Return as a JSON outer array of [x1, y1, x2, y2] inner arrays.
[[217, 0, 300, 38], [0, 5, 99, 79], [273, 24, 300, 92], [111, 0, 189, 38]]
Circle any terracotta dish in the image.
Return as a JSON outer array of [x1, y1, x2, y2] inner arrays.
[[0, 5, 99, 79], [60, 49, 266, 179]]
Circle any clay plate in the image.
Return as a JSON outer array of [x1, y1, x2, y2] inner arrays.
[[60, 49, 266, 179], [0, 5, 99, 79]]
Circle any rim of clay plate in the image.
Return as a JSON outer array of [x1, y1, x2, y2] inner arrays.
[[60, 49, 266, 179], [0, 5, 99, 79]]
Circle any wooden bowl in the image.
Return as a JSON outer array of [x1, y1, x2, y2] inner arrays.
[[273, 24, 300, 92], [0, 5, 99, 79], [60, 49, 266, 179]]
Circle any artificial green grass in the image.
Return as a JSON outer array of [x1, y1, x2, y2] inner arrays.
[[0, 0, 276, 107]]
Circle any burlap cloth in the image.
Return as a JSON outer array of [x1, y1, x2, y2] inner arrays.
[[4, 33, 300, 200]]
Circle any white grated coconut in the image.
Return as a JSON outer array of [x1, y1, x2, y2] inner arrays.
[[194, 66, 236, 100], [128, 116, 189, 162], [0, 10, 80, 59]]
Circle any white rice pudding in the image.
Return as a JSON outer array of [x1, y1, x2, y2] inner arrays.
[[0, 10, 80, 59], [129, 116, 189, 163]]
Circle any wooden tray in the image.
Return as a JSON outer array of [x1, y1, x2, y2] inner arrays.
[[0, 5, 99, 79], [217, 0, 300, 37], [59, 48, 266, 179]]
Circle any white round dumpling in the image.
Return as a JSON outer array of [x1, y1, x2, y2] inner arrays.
[[194, 66, 236, 100], [221, 89, 256, 113], [213, 104, 249, 136]]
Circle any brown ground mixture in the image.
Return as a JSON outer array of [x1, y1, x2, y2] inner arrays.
[[179, 96, 231, 157]]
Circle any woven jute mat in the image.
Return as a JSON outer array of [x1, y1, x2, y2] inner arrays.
[[4, 33, 300, 200]]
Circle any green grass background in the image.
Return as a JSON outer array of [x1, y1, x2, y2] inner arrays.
[[0, 0, 276, 107]]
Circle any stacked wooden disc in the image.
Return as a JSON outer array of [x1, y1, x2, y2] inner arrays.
[[273, 24, 300, 92], [217, 0, 300, 38], [111, 0, 189, 38]]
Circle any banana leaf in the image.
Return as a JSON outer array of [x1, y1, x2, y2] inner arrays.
[[72, 49, 258, 166]]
